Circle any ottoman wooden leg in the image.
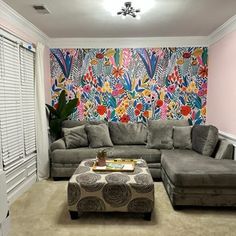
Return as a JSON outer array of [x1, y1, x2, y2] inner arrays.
[[143, 212, 152, 221], [69, 211, 80, 220]]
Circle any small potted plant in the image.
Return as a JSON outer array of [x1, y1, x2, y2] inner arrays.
[[97, 150, 107, 166]]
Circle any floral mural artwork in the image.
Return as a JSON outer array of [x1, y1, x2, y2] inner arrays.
[[50, 47, 208, 124]]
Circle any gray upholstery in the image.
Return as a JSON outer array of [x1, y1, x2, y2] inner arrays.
[[107, 145, 161, 163], [214, 139, 234, 160], [160, 139, 236, 207], [161, 149, 236, 187], [51, 147, 105, 164], [109, 122, 147, 145], [85, 123, 113, 148], [63, 125, 88, 148], [192, 125, 219, 156], [161, 168, 236, 207], [51, 145, 161, 165], [173, 126, 192, 149], [147, 119, 189, 149], [50, 138, 66, 152], [62, 120, 104, 128], [51, 144, 162, 178]]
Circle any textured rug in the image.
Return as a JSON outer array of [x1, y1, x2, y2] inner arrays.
[[9, 180, 236, 236]]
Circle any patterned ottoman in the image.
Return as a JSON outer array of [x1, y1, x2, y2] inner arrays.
[[67, 159, 154, 220]]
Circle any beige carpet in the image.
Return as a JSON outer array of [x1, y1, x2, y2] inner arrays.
[[9, 180, 236, 236]]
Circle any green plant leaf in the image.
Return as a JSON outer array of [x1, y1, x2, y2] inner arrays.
[[61, 98, 78, 118], [45, 104, 59, 117], [58, 90, 66, 115], [49, 118, 64, 139]]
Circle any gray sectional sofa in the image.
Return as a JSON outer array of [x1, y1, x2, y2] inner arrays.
[[50, 119, 235, 208]]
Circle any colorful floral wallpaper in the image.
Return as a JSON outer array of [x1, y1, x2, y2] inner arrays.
[[50, 47, 208, 124]]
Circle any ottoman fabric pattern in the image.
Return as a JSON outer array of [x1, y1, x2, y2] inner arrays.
[[68, 159, 154, 214]]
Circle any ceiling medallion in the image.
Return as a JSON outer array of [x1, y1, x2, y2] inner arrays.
[[117, 2, 141, 19]]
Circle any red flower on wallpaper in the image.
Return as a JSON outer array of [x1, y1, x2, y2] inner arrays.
[[156, 99, 163, 107], [96, 53, 104, 59], [136, 103, 143, 111], [183, 52, 191, 59], [97, 105, 107, 115], [135, 109, 140, 116], [143, 110, 150, 118], [198, 65, 208, 78], [120, 114, 130, 123], [112, 66, 124, 78], [181, 105, 191, 116]]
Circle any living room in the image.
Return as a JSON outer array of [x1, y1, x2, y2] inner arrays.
[[0, 0, 236, 235]]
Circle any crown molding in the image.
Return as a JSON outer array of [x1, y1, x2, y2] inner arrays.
[[1, 0, 236, 48], [207, 14, 236, 46], [0, 0, 49, 45], [48, 36, 208, 48]]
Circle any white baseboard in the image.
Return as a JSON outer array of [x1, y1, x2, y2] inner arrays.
[[8, 174, 36, 204], [219, 130, 236, 160]]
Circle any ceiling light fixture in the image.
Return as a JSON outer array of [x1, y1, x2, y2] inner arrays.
[[117, 2, 140, 19], [103, 0, 155, 18]]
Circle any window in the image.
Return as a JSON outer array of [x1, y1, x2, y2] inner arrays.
[[0, 33, 37, 201]]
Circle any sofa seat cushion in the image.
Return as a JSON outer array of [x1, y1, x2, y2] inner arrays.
[[51, 147, 109, 164], [51, 145, 161, 165], [108, 145, 161, 163], [161, 149, 236, 187]]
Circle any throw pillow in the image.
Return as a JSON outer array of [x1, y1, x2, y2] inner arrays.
[[192, 125, 219, 156], [85, 123, 113, 148], [146, 119, 189, 149], [62, 120, 104, 128], [63, 125, 88, 149], [173, 126, 192, 149], [109, 122, 147, 145]]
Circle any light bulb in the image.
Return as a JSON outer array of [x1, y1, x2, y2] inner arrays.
[[136, 15, 141, 20]]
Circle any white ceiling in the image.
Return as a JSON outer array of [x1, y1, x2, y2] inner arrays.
[[3, 0, 236, 38]]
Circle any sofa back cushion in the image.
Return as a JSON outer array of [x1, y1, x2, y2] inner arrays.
[[192, 125, 218, 156], [147, 119, 189, 149], [85, 123, 113, 148], [109, 122, 147, 145], [173, 126, 192, 149], [63, 125, 88, 148], [62, 120, 104, 128]]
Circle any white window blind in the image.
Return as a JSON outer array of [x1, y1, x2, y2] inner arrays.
[[0, 36, 24, 171], [20, 47, 36, 156]]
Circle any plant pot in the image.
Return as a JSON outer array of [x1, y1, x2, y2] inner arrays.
[[97, 156, 106, 167]]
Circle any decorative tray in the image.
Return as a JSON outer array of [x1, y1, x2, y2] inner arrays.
[[92, 159, 136, 172]]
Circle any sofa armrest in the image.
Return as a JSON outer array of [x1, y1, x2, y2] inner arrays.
[[50, 138, 66, 152], [214, 139, 234, 160]]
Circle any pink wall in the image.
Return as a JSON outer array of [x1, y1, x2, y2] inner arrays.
[[207, 31, 236, 135]]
